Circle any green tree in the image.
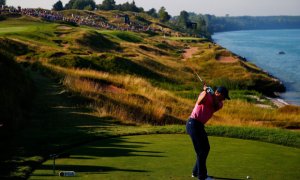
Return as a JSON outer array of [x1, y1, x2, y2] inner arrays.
[[84, 5, 93, 11], [65, 0, 96, 10], [65, 0, 76, 9], [189, 13, 209, 37], [117, 0, 142, 12], [178, 10, 189, 28], [0, 0, 5, 6], [158, 6, 171, 22], [98, 0, 116, 10], [129, 0, 143, 12], [52, 0, 64, 11], [146, 8, 158, 18]]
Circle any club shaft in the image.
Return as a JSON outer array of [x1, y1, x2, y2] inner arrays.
[[195, 72, 203, 82]]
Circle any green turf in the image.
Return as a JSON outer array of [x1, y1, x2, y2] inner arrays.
[[0, 27, 30, 34], [30, 134, 300, 180]]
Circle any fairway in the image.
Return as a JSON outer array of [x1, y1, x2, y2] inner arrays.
[[0, 27, 30, 34], [30, 134, 300, 180]]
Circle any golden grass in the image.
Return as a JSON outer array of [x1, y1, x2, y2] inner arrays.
[[7, 12, 297, 129], [208, 100, 300, 128], [43, 61, 300, 128], [43, 62, 191, 124]]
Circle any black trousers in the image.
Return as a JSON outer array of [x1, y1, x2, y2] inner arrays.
[[186, 118, 210, 180]]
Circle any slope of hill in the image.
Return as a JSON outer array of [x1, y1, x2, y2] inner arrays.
[[0, 50, 34, 131], [0, 10, 299, 179]]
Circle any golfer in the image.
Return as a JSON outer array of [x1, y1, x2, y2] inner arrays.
[[186, 85, 230, 180]]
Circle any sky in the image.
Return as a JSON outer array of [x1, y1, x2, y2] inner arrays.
[[6, 0, 300, 17]]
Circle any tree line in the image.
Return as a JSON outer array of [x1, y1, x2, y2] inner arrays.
[[52, 0, 208, 37], [0, 0, 5, 6], [52, 0, 171, 22], [204, 15, 300, 32]]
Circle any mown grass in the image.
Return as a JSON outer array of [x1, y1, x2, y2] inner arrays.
[[0, 17, 59, 47], [0, 16, 42, 28], [0, 27, 30, 34], [29, 134, 300, 180]]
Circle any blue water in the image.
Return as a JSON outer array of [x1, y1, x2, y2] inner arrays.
[[213, 29, 300, 105]]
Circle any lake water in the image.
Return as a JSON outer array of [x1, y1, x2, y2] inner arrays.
[[213, 29, 300, 106]]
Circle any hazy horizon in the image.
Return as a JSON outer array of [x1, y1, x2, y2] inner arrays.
[[6, 0, 300, 17]]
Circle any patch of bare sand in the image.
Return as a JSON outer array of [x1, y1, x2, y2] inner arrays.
[[182, 47, 198, 60], [217, 56, 238, 63], [57, 26, 73, 30]]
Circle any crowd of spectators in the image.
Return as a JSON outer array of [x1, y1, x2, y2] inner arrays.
[[0, 6, 158, 33]]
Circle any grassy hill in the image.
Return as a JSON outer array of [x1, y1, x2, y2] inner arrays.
[[0, 10, 299, 179]]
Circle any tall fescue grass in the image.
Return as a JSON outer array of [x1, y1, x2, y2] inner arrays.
[[209, 100, 300, 129], [45, 59, 300, 129], [75, 30, 119, 50], [40, 63, 191, 125], [0, 38, 31, 55], [100, 30, 144, 43]]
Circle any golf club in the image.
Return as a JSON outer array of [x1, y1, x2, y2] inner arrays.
[[193, 71, 214, 95], [194, 71, 203, 83]]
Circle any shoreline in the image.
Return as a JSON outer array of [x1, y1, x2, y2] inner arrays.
[[185, 43, 291, 108], [237, 53, 290, 108], [212, 30, 300, 107], [211, 41, 292, 107], [266, 96, 289, 108]]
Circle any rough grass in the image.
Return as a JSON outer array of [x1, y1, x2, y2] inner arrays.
[[75, 30, 119, 51], [100, 30, 144, 43], [168, 36, 207, 43], [210, 100, 300, 129], [1, 16, 298, 129], [38, 62, 191, 124], [0, 50, 35, 179], [0, 38, 32, 55], [0, 50, 34, 133]]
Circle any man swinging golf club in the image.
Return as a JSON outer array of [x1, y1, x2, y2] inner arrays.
[[186, 74, 230, 180]]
